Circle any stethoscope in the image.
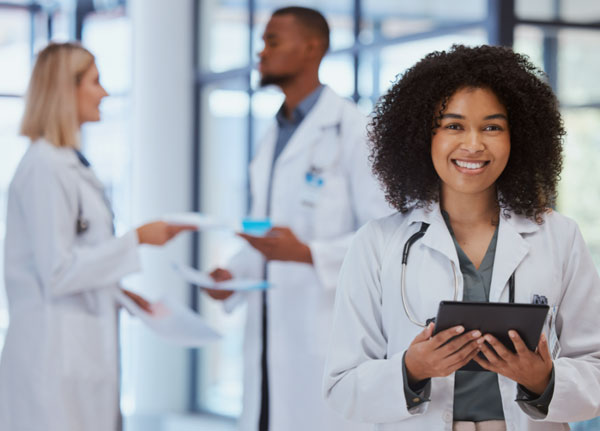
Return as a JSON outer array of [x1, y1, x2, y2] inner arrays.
[[401, 222, 515, 327], [73, 149, 114, 235]]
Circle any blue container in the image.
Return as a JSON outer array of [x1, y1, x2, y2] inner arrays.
[[241, 218, 272, 236]]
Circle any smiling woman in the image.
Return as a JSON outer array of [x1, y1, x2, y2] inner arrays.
[[368, 44, 564, 222], [431, 88, 510, 204], [323, 45, 600, 431]]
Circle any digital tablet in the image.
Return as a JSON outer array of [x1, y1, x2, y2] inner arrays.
[[433, 301, 549, 372]]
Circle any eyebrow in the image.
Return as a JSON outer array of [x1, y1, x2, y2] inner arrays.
[[441, 113, 508, 120]]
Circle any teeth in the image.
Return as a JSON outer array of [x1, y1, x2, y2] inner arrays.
[[455, 160, 485, 170]]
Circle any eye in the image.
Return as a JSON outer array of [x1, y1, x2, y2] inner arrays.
[[483, 124, 504, 132], [445, 123, 462, 130]]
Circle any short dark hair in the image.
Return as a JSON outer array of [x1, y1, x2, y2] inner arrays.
[[273, 6, 330, 53], [369, 44, 565, 223]]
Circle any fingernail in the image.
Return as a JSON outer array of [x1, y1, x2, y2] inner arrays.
[[456, 326, 464, 333], [541, 333, 546, 342], [477, 338, 485, 345], [472, 331, 481, 338], [509, 331, 516, 338], [484, 335, 492, 342]]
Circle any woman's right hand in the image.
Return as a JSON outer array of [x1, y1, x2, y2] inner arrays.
[[204, 268, 234, 300], [404, 323, 483, 384], [136, 221, 196, 245]]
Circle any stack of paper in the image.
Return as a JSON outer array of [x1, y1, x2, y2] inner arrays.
[[115, 289, 221, 347], [172, 262, 270, 291], [162, 212, 233, 231]]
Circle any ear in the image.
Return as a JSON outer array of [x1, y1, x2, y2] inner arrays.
[[305, 36, 325, 61]]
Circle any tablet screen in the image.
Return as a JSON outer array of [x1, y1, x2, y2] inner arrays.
[[433, 301, 549, 371]]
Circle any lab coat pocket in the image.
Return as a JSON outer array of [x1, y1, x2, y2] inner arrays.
[[60, 312, 113, 380], [313, 173, 352, 239]]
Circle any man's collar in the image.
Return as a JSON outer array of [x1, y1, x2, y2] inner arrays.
[[276, 84, 324, 126]]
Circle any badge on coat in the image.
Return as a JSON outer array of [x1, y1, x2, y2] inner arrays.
[[301, 166, 325, 208]]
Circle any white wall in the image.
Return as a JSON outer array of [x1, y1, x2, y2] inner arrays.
[[127, 0, 194, 417]]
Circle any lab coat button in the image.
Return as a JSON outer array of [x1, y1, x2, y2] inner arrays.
[[412, 397, 420, 403], [443, 410, 453, 422]]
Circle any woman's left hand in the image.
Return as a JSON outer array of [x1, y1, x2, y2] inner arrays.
[[121, 288, 154, 314], [473, 330, 553, 395]]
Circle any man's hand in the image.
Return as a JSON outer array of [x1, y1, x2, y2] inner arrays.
[[473, 331, 553, 396], [204, 268, 234, 301], [238, 226, 313, 263], [405, 323, 483, 384]]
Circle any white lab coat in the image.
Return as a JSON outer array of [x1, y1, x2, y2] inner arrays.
[[0, 140, 141, 431], [324, 203, 600, 431], [225, 86, 391, 431]]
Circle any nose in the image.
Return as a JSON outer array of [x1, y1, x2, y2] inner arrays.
[[461, 130, 485, 153]]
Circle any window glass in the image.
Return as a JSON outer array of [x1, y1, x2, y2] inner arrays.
[[558, 108, 600, 267], [83, 14, 132, 95], [514, 27, 600, 269], [320, 53, 354, 98], [50, 10, 72, 41], [560, 0, 600, 23], [378, 29, 487, 95], [199, 0, 249, 72], [197, 79, 250, 417], [364, 0, 486, 40], [0, 9, 31, 94], [513, 26, 545, 72], [515, 0, 557, 21], [557, 29, 600, 106]]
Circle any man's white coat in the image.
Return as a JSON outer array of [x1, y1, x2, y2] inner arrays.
[[226, 86, 392, 431]]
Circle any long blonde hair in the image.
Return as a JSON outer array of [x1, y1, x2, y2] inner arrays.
[[20, 42, 95, 149]]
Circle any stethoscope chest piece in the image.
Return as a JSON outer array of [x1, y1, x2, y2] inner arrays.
[[76, 214, 89, 234]]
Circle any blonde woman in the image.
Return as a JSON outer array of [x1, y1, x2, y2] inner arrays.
[[0, 42, 194, 431]]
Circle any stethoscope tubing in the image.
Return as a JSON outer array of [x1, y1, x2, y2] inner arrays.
[[401, 221, 515, 327]]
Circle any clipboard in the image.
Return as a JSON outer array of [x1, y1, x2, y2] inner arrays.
[[433, 301, 549, 371]]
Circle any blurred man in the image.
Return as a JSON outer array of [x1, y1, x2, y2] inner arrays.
[[207, 6, 391, 431]]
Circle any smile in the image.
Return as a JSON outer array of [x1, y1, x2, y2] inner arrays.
[[453, 159, 489, 170]]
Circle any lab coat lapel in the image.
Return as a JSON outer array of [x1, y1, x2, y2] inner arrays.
[[65, 148, 105, 194], [70, 153, 115, 228], [488, 214, 537, 302], [413, 205, 460, 268], [250, 125, 277, 217], [76, 163, 105, 193], [274, 86, 342, 168], [409, 205, 463, 303]]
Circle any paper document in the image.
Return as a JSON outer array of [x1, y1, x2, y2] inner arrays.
[[162, 212, 232, 231], [115, 290, 221, 347], [173, 262, 271, 291]]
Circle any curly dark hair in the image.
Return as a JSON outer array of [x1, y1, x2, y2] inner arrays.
[[369, 44, 565, 222]]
